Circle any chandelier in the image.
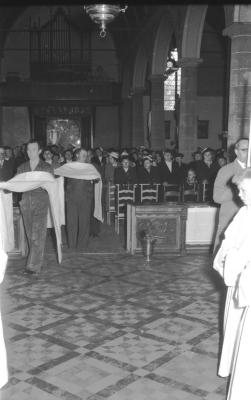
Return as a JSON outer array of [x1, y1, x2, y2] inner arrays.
[[84, 4, 127, 38]]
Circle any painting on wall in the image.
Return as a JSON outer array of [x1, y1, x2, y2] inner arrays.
[[197, 120, 209, 139], [46, 119, 81, 149]]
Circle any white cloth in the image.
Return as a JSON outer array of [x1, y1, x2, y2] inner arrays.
[[0, 172, 62, 263], [226, 306, 251, 400], [0, 191, 14, 252], [0, 213, 8, 388], [47, 176, 65, 228], [54, 162, 103, 222], [213, 205, 251, 379]]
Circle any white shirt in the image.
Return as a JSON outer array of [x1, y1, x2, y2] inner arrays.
[[165, 161, 172, 172], [237, 159, 246, 169]]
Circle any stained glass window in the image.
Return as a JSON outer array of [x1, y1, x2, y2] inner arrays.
[[164, 49, 181, 111]]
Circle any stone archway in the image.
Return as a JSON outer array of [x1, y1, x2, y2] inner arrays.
[[151, 11, 174, 75], [181, 5, 208, 59]]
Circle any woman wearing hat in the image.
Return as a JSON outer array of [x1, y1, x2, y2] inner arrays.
[[105, 151, 119, 185], [137, 155, 161, 203], [137, 155, 161, 185]]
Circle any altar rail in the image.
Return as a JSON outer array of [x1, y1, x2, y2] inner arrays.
[[126, 203, 219, 255], [10, 204, 219, 257]]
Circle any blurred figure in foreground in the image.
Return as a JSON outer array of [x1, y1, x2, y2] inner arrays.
[[0, 201, 8, 388], [213, 167, 251, 400], [213, 138, 249, 252]]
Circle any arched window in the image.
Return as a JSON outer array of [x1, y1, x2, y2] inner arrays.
[[164, 48, 181, 111]]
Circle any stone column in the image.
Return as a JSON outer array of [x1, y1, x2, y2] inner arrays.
[[178, 57, 202, 162], [149, 74, 165, 150], [223, 23, 251, 147], [131, 87, 145, 147], [120, 97, 132, 148]]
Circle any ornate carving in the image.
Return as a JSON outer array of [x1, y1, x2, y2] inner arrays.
[[136, 217, 178, 248], [33, 105, 90, 116], [128, 204, 188, 254]]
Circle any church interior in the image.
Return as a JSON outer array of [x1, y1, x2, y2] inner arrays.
[[0, 3, 250, 399]]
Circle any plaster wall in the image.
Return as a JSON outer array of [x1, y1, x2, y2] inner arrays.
[[1, 106, 31, 146]]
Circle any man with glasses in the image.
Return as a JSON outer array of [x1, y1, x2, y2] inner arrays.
[[213, 138, 249, 252]]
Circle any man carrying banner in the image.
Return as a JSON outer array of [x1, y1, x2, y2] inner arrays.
[[55, 148, 102, 251], [17, 140, 54, 275]]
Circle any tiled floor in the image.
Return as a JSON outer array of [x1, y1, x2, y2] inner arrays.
[[0, 227, 229, 399]]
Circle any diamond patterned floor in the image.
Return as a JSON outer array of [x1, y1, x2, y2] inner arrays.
[[0, 232, 229, 399]]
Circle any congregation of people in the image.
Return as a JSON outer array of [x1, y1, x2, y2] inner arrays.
[[0, 142, 228, 203], [0, 138, 250, 400]]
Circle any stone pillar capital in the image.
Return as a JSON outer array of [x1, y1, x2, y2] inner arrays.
[[178, 57, 203, 68], [223, 22, 251, 37]]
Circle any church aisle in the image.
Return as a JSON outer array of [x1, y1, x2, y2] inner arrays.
[[0, 253, 227, 399]]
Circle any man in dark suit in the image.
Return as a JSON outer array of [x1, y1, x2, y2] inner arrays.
[[158, 148, 180, 184], [0, 147, 14, 181], [114, 155, 137, 185], [213, 138, 248, 252], [66, 148, 95, 249], [175, 152, 188, 183]]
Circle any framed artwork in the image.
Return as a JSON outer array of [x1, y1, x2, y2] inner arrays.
[[46, 118, 81, 148], [165, 120, 171, 139], [197, 120, 209, 139]]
